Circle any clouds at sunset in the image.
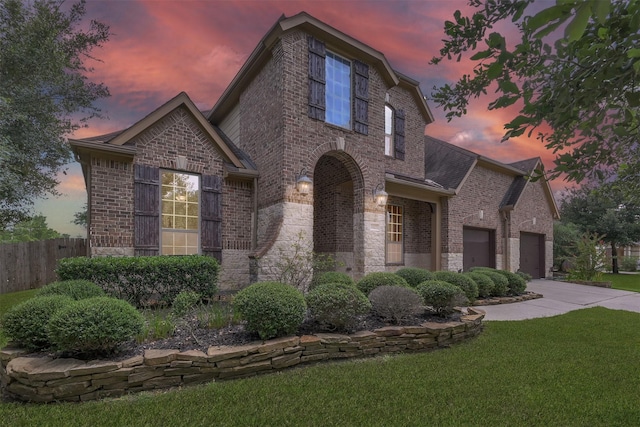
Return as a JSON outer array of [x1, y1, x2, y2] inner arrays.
[[38, 0, 566, 234]]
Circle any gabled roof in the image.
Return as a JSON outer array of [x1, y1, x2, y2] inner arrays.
[[424, 135, 477, 191], [424, 135, 560, 219], [70, 92, 248, 170], [207, 12, 433, 125], [501, 158, 560, 219]]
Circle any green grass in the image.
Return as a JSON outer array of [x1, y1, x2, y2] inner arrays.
[[0, 289, 38, 348], [602, 273, 640, 292], [1, 307, 639, 426]]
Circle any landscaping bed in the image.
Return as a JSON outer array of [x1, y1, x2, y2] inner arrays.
[[1, 307, 485, 403]]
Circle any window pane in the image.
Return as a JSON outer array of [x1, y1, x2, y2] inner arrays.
[[161, 171, 200, 255], [386, 205, 403, 264], [326, 52, 351, 128]]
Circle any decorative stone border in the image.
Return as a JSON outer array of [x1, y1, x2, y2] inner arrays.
[[1, 308, 485, 403], [472, 292, 543, 306], [567, 280, 612, 288]]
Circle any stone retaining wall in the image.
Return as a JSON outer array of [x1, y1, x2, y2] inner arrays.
[[1, 309, 484, 403]]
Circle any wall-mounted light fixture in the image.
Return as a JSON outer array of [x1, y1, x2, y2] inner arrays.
[[296, 168, 313, 195], [373, 183, 388, 207], [463, 210, 484, 221], [518, 217, 537, 226]]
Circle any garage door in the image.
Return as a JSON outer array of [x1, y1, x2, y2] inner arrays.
[[520, 232, 545, 279], [463, 227, 495, 271]]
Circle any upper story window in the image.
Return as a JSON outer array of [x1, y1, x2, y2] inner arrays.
[[325, 52, 351, 128], [308, 36, 369, 135], [385, 105, 394, 156], [161, 171, 200, 255]]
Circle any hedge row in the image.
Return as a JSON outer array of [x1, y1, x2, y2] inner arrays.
[[56, 255, 219, 308]]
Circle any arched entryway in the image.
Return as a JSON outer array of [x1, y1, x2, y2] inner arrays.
[[313, 152, 365, 278]]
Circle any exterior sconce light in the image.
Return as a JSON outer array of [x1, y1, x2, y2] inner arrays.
[[518, 217, 537, 226], [463, 210, 484, 221], [373, 183, 388, 207], [296, 169, 312, 195]]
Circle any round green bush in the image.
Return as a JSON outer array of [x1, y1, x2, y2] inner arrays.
[[233, 282, 306, 340], [37, 279, 106, 300], [309, 271, 355, 292], [171, 291, 201, 318], [306, 283, 371, 331], [497, 270, 528, 295], [356, 272, 410, 296], [432, 271, 479, 302], [464, 272, 495, 299], [415, 280, 468, 315], [394, 268, 434, 288], [472, 268, 526, 296], [47, 297, 145, 355], [368, 285, 423, 324], [474, 271, 509, 297], [2, 295, 73, 350]]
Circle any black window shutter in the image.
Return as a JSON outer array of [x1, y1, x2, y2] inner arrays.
[[308, 36, 326, 121], [394, 109, 405, 160], [201, 174, 222, 262], [353, 60, 369, 135], [134, 164, 160, 255]]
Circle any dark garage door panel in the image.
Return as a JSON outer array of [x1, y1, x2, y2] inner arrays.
[[520, 232, 544, 279], [463, 228, 495, 271]]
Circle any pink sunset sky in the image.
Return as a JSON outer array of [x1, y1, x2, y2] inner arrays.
[[37, 0, 564, 236]]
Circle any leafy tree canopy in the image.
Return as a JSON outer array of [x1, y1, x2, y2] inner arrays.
[[431, 0, 640, 191], [0, 0, 109, 227], [559, 180, 640, 273], [0, 214, 62, 242]]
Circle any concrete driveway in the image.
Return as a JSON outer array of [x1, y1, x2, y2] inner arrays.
[[476, 279, 640, 321]]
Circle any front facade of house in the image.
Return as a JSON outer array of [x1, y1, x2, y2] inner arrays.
[[71, 13, 559, 290]]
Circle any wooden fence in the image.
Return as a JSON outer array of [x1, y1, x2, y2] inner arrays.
[[0, 238, 87, 294]]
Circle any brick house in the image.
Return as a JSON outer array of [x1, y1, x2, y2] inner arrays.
[[70, 12, 559, 289]]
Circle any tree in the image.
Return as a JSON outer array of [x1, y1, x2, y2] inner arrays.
[[0, 0, 110, 228], [431, 0, 640, 190], [72, 203, 87, 228], [0, 214, 61, 242], [553, 221, 581, 271], [559, 181, 640, 273]]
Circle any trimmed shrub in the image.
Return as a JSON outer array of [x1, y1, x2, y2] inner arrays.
[[309, 271, 355, 292], [432, 271, 479, 302], [473, 270, 509, 297], [233, 282, 306, 340], [492, 270, 527, 295], [171, 291, 201, 318], [2, 295, 73, 350], [464, 272, 495, 299], [306, 283, 371, 331], [56, 255, 219, 308], [356, 272, 410, 296], [37, 280, 105, 300], [47, 297, 144, 355], [416, 280, 468, 315], [368, 285, 423, 324], [394, 268, 434, 288], [516, 270, 533, 282]]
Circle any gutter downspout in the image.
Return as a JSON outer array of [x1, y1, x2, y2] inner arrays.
[[251, 177, 258, 250], [501, 206, 513, 271]]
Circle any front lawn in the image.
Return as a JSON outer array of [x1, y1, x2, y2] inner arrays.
[[603, 273, 640, 292], [1, 307, 639, 426]]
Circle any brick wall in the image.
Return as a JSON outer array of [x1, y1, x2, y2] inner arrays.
[[445, 165, 513, 255]]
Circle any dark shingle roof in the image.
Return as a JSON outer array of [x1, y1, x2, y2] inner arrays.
[[500, 158, 541, 208], [424, 135, 477, 190]]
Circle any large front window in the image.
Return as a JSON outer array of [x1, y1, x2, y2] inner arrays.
[[386, 204, 403, 264], [161, 171, 199, 255], [325, 51, 351, 128]]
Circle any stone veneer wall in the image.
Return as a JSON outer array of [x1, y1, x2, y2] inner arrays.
[[1, 310, 484, 403]]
